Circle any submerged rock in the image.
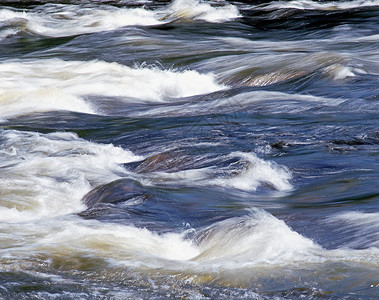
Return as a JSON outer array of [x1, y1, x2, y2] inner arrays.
[[81, 179, 149, 208], [126, 151, 192, 173]]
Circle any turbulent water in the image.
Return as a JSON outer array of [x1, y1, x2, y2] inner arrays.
[[0, 0, 379, 298]]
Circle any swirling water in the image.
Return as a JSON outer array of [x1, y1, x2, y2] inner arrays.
[[0, 0, 378, 299]]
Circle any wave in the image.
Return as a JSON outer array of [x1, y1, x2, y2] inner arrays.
[[328, 211, 379, 248], [0, 128, 291, 225], [208, 152, 292, 191], [132, 151, 293, 192], [192, 209, 322, 265], [255, 0, 379, 11], [1, 208, 378, 285], [0, 59, 224, 119], [0, 129, 142, 222], [0, 0, 240, 39], [0, 88, 97, 121], [0, 5, 161, 39], [163, 0, 240, 23], [197, 48, 357, 87], [133, 89, 344, 117]]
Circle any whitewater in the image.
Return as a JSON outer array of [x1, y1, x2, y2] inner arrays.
[[0, 0, 378, 299]]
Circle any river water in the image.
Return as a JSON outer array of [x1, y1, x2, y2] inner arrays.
[[0, 0, 378, 299]]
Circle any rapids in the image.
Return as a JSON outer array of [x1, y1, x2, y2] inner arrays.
[[0, 0, 378, 299]]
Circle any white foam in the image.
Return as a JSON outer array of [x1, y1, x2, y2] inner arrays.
[[194, 209, 323, 266], [0, 216, 199, 273], [0, 5, 163, 38], [0, 9, 27, 40], [165, 0, 240, 23], [0, 130, 142, 222], [41, 218, 199, 262], [0, 28, 19, 40], [0, 1, 240, 39], [1, 205, 378, 282], [323, 64, 356, 80], [0, 8, 26, 22], [210, 152, 292, 191], [193, 210, 379, 269], [0, 88, 96, 120], [142, 152, 292, 192], [0, 59, 224, 118], [0, 209, 328, 270], [259, 0, 379, 11]]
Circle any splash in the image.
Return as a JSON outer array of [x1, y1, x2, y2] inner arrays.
[[164, 0, 240, 23], [136, 151, 293, 192], [258, 0, 379, 11], [0, 0, 240, 40], [209, 152, 292, 191], [0, 129, 142, 222], [0, 59, 224, 118], [0, 5, 162, 39], [0, 88, 96, 120], [193, 209, 322, 266]]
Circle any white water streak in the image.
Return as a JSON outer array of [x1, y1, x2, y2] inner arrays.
[[259, 0, 379, 10], [0, 59, 224, 118], [0, 130, 142, 222], [0, 0, 240, 40]]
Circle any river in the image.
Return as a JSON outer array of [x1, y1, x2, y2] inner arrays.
[[0, 0, 378, 299]]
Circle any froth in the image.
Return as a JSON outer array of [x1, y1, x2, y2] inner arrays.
[[140, 152, 292, 192], [0, 59, 224, 118], [0, 130, 142, 222], [194, 210, 322, 266], [37, 218, 199, 263], [1, 206, 378, 282], [0, 1, 240, 39], [0, 8, 27, 22], [210, 152, 292, 191], [260, 0, 379, 11], [0, 209, 324, 271], [165, 0, 240, 23], [323, 64, 356, 80], [0, 88, 96, 120], [0, 5, 162, 38], [0, 9, 25, 40]]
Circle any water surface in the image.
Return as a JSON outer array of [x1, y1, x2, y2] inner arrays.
[[0, 0, 379, 298]]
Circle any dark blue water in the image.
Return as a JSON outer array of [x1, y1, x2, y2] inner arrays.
[[0, 0, 378, 299]]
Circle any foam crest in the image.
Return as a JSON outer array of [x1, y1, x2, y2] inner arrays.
[[165, 0, 240, 23], [0, 8, 26, 22], [0, 5, 162, 38], [323, 64, 356, 80], [1, 1, 240, 39], [0, 9, 27, 40], [143, 152, 292, 192], [261, 0, 379, 10], [35, 218, 199, 263], [210, 152, 292, 191], [194, 210, 322, 266], [0, 88, 96, 120], [0, 59, 223, 118], [0, 130, 142, 222], [0, 216, 200, 272], [0, 209, 326, 270], [1, 208, 378, 279]]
